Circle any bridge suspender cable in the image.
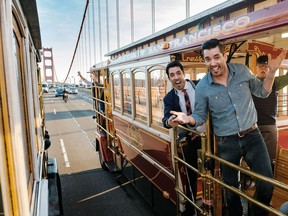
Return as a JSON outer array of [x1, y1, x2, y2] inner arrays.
[[64, 0, 90, 83]]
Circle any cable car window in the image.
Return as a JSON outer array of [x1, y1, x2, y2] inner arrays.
[[12, 27, 31, 185], [112, 73, 121, 112], [122, 71, 132, 115], [134, 71, 147, 122], [150, 68, 167, 128], [278, 69, 288, 116]]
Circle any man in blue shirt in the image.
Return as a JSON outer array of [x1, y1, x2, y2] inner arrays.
[[170, 39, 286, 216]]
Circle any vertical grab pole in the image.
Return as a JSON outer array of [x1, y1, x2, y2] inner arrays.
[[173, 127, 181, 216], [213, 133, 223, 216], [200, 113, 213, 216]]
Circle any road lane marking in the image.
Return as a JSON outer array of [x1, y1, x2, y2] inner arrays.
[[68, 111, 80, 127], [60, 139, 70, 167], [67, 111, 93, 145]]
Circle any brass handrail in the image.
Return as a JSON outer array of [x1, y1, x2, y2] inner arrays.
[[173, 117, 288, 216]]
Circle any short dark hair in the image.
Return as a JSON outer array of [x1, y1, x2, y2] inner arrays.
[[200, 38, 224, 57], [165, 61, 184, 77]]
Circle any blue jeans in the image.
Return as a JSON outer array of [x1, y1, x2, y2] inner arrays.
[[216, 128, 274, 216]]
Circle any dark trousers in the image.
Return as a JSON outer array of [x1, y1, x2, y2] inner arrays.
[[217, 128, 273, 216]]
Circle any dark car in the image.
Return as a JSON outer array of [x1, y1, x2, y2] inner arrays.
[[55, 88, 64, 97], [42, 83, 49, 93]]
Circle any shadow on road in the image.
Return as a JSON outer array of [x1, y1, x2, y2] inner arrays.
[[45, 109, 94, 121], [60, 168, 159, 216]]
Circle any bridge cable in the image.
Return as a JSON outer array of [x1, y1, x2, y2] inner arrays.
[[64, 0, 90, 83]]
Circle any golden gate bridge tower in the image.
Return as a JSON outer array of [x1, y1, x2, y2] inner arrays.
[[41, 47, 56, 83]]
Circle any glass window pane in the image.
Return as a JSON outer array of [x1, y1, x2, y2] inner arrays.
[[150, 68, 167, 127], [134, 71, 147, 122], [122, 72, 132, 115], [113, 73, 121, 112], [13, 33, 31, 184]]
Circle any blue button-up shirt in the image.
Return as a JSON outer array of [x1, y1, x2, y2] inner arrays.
[[192, 63, 270, 136]]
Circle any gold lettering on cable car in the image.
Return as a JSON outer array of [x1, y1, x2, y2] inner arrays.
[[127, 125, 143, 150]]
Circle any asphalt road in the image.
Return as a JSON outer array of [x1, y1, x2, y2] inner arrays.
[[44, 89, 159, 216]]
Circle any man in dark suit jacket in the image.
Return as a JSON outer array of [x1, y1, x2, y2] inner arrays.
[[162, 61, 202, 215]]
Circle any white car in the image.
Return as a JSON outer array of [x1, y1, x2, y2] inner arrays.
[[68, 87, 78, 94]]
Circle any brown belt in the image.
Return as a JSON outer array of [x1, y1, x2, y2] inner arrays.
[[218, 123, 258, 138], [233, 123, 258, 137]]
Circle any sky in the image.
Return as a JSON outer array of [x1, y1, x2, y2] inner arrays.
[[37, 0, 227, 83]]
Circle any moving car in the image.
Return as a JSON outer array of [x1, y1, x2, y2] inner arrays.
[[68, 87, 78, 94], [42, 83, 49, 93], [55, 88, 64, 97]]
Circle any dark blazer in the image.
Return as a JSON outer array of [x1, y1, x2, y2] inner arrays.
[[162, 79, 198, 129]]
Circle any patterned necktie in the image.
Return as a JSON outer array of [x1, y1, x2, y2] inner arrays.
[[182, 89, 192, 115]]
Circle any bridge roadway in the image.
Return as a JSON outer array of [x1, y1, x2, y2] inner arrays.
[[44, 89, 159, 216]]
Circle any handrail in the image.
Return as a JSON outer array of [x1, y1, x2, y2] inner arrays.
[[173, 117, 288, 216]]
